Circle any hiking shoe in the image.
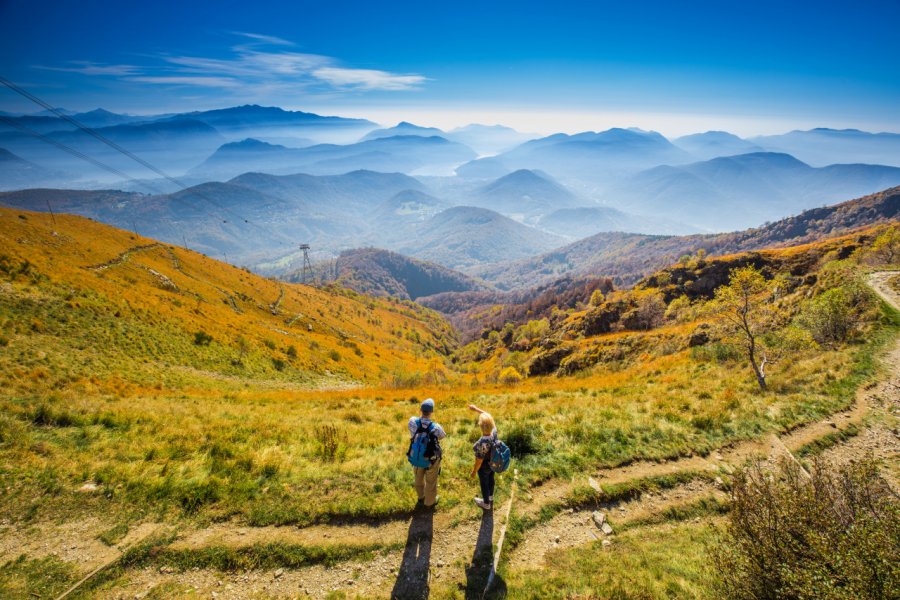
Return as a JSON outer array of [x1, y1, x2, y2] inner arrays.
[[425, 496, 439, 509], [475, 498, 492, 510]]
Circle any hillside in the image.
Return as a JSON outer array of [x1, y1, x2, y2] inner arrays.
[[469, 186, 900, 289], [0, 207, 456, 388], [469, 169, 586, 218], [292, 247, 487, 300], [0, 147, 62, 190], [538, 205, 699, 238], [0, 171, 430, 264], [396, 205, 566, 269]]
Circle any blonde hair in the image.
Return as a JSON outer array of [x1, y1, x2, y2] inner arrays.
[[478, 412, 496, 435]]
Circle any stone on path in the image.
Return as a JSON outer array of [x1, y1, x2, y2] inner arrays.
[[592, 511, 606, 528], [588, 477, 603, 494], [600, 523, 613, 536]]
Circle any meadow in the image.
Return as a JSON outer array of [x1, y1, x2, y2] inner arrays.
[[0, 210, 897, 598]]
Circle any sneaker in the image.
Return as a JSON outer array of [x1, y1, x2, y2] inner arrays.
[[425, 496, 439, 509], [475, 498, 492, 510]]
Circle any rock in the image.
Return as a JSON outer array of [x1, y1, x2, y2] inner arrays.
[[592, 511, 606, 528], [688, 324, 711, 347], [588, 477, 603, 494], [78, 482, 99, 493], [601, 523, 613, 535], [274, 568, 284, 579], [601, 539, 611, 547], [554, 535, 560, 543], [714, 476, 724, 487]]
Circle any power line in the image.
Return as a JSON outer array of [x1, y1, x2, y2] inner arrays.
[[0, 115, 164, 192], [0, 76, 298, 248]]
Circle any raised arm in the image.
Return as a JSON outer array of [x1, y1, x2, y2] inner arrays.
[[468, 404, 485, 414]]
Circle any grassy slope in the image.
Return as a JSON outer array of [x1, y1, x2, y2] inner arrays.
[[0, 209, 895, 564]]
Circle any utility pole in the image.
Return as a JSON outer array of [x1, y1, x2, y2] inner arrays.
[[300, 244, 313, 284]]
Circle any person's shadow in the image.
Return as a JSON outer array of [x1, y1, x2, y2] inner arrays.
[[465, 511, 506, 599], [391, 506, 435, 600]]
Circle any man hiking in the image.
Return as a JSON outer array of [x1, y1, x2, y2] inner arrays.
[[407, 398, 446, 509]]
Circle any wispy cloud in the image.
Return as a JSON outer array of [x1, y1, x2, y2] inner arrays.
[[232, 32, 296, 46], [36, 61, 142, 76], [313, 67, 428, 91], [40, 34, 428, 96], [127, 76, 241, 87]]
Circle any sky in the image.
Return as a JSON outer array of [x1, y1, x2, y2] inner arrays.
[[1, 0, 898, 136]]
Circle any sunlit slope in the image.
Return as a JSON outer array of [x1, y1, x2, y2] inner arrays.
[[0, 208, 456, 390]]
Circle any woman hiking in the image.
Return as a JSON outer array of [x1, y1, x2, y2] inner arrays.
[[468, 404, 497, 511]]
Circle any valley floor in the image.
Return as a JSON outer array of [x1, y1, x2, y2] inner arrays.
[[1, 273, 898, 599]]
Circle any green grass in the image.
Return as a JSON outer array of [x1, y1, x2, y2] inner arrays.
[[0, 554, 80, 599], [501, 520, 718, 599]]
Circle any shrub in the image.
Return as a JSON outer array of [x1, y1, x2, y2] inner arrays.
[[712, 456, 899, 600], [498, 366, 523, 384], [314, 425, 347, 461], [193, 331, 213, 346], [504, 423, 541, 458], [798, 285, 872, 345], [286, 345, 298, 359], [621, 292, 666, 330], [328, 349, 341, 362], [272, 358, 286, 371]]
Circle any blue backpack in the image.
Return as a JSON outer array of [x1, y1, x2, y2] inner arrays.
[[408, 418, 438, 468], [490, 438, 511, 473]]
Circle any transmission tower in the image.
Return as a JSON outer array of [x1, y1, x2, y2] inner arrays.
[[299, 244, 313, 284]]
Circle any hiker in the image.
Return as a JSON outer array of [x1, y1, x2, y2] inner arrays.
[[468, 404, 498, 510], [407, 398, 446, 508]]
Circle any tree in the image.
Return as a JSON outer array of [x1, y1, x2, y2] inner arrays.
[[866, 224, 900, 265], [714, 266, 772, 390]]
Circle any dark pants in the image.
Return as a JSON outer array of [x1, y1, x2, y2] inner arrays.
[[477, 466, 495, 504]]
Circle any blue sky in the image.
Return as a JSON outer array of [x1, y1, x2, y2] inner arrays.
[[1, 0, 898, 135]]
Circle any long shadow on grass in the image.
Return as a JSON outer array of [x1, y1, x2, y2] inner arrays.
[[391, 506, 434, 599]]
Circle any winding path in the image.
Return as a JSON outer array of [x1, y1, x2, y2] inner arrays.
[[4, 272, 898, 599]]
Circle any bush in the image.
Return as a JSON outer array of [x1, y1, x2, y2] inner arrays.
[[314, 425, 346, 461], [798, 285, 872, 345], [193, 331, 213, 346], [712, 456, 899, 600], [271, 358, 286, 371], [498, 366, 523, 384], [328, 349, 341, 362], [504, 423, 541, 458]]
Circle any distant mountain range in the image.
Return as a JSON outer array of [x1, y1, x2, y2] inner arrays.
[[601, 152, 900, 231], [468, 185, 900, 290], [191, 135, 477, 179], [673, 131, 763, 160], [482, 128, 693, 181], [751, 128, 900, 168], [360, 121, 535, 154]]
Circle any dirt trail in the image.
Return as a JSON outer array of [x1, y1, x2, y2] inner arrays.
[[5, 273, 898, 598], [507, 270, 900, 570]]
